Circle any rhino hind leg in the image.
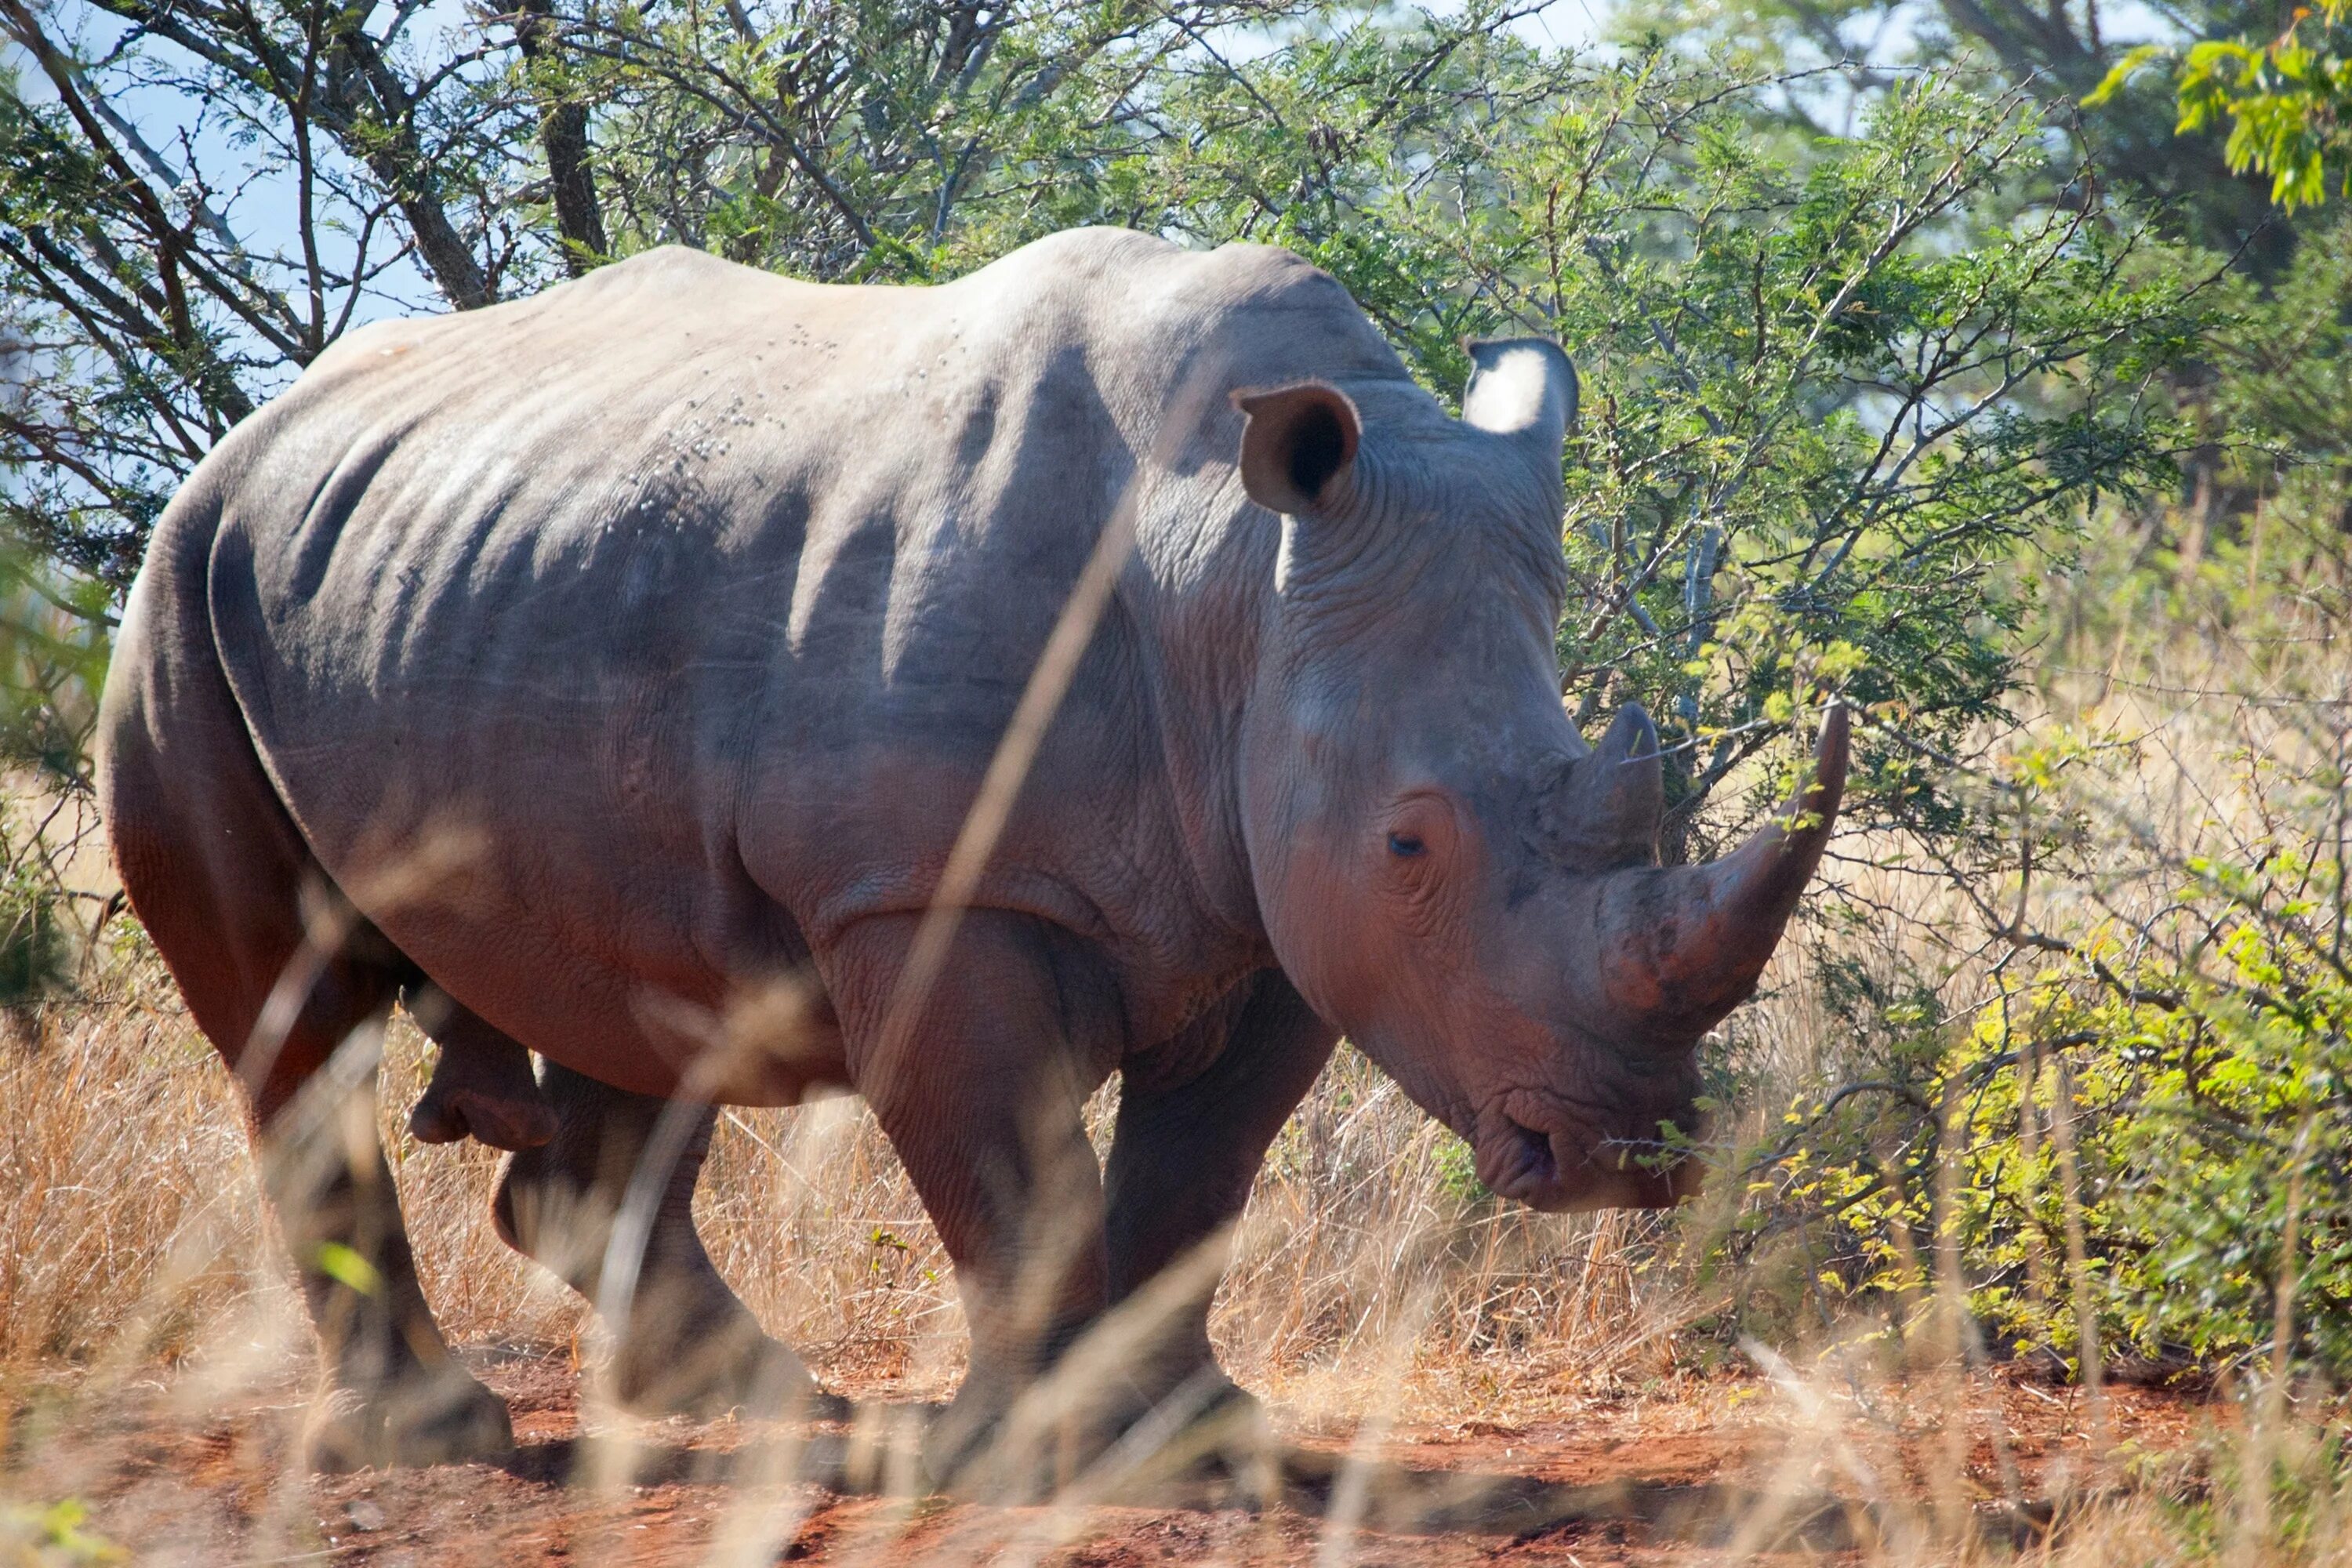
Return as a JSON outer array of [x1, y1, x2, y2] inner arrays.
[[403, 985, 558, 1152], [281, 1034, 519, 1473], [99, 580, 512, 1470], [491, 1059, 818, 1419]]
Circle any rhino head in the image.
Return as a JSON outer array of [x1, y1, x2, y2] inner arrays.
[[1231, 340, 1848, 1211]]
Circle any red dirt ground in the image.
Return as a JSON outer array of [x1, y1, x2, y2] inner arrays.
[[3, 1354, 2224, 1566]]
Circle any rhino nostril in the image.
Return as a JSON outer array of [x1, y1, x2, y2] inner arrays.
[[1504, 1116, 1558, 1186]]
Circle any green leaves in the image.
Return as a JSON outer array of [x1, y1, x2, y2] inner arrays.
[[1, 1499, 126, 1565], [2090, 2, 2352, 212], [964, 38, 2210, 850], [6, 5, 2212, 851], [311, 1241, 383, 1297]]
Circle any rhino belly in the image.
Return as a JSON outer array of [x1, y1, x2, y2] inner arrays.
[[279, 709, 798, 1097]]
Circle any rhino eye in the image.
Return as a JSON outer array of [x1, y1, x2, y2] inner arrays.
[[1388, 833, 1425, 858]]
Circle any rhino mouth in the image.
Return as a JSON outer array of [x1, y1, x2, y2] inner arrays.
[[1473, 1102, 1705, 1212]]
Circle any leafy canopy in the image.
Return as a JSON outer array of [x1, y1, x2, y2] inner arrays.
[[2092, 0, 2352, 212]]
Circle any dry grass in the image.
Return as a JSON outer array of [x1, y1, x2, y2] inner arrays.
[[26, 489, 2337, 1565], [0, 976, 1686, 1417], [0, 997, 284, 1374], [10, 963, 2346, 1567], [10, 535, 2352, 1560], [8, 906, 2351, 1563]]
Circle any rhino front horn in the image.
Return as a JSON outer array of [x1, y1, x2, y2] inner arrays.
[[1595, 704, 1851, 1037]]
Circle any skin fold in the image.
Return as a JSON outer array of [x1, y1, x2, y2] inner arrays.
[[95, 228, 1846, 1484]]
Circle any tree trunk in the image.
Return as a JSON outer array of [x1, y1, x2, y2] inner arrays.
[[514, 0, 608, 274]]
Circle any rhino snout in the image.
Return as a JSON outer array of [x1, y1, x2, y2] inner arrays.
[[1472, 1093, 1708, 1212]]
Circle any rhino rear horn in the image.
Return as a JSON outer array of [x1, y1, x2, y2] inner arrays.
[[1547, 702, 1664, 869], [1595, 705, 1850, 1036]]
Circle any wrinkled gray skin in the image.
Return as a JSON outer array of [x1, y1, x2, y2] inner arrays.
[[97, 228, 1845, 1483]]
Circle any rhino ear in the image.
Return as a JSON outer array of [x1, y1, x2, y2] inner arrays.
[[1461, 338, 1576, 476], [1232, 383, 1361, 517]]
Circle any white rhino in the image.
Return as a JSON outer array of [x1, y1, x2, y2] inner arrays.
[[98, 228, 1846, 1479]]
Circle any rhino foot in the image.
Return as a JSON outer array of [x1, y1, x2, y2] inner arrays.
[[601, 1297, 818, 1421], [922, 1364, 1271, 1504], [305, 1371, 516, 1472], [1089, 1371, 1274, 1501]]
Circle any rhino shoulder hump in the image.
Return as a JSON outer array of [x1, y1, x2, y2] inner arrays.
[[577, 243, 742, 289]]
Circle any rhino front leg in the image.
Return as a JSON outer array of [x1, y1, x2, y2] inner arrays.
[[1102, 971, 1338, 1428], [831, 910, 1118, 1497], [492, 1059, 815, 1418]]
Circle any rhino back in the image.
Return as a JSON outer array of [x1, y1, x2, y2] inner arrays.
[[199, 229, 1413, 1086]]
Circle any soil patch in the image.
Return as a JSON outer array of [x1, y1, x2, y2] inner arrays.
[[2, 1354, 2226, 1565]]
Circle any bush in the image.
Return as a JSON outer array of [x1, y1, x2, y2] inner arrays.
[[1680, 219, 2352, 1386], [0, 807, 74, 1008]]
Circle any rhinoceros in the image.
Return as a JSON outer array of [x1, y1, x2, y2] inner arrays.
[[96, 227, 1846, 1480]]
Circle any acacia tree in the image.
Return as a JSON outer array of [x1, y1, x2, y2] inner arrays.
[[567, 0, 1344, 278], [0, 0, 1337, 790], [1604, 0, 2322, 270], [1018, 34, 2213, 854], [2, 2, 2216, 989], [0, 0, 551, 791], [575, 11, 2212, 862]]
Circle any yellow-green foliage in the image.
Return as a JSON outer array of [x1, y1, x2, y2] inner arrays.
[[2094, 1, 2352, 212]]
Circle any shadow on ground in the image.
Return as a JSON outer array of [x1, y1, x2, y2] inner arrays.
[[517, 1392, 1878, 1554]]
